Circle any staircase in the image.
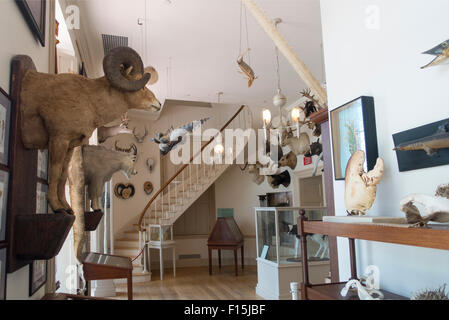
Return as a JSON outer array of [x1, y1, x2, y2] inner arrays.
[[114, 105, 252, 281]]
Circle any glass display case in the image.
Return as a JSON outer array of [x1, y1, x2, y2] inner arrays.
[[255, 207, 329, 264], [254, 207, 330, 300]]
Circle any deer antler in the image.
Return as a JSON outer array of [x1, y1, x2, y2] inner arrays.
[[300, 88, 326, 110], [133, 126, 148, 143], [120, 113, 130, 129]]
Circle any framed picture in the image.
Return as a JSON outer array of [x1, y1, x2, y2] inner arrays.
[[0, 246, 6, 300], [0, 88, 11, 167], [330, 96, 379, 180], [29, 259, 47, 296], [260, 245, 269, 259], [15, 0, 47, 47], [36, 182, 48, 214], [37, 149, 48, 180], [0, 170, 9, 243]]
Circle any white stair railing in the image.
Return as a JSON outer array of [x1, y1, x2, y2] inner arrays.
[[135, 105, 252, 273]]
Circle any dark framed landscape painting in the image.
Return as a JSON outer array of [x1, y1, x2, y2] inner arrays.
[[15, 0, 47, 46], [330, 96, 379, 180]]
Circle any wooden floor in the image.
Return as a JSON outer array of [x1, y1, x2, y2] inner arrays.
[[112, 265, 262, 300]]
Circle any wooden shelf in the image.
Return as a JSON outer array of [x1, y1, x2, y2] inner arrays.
[[305, 282, 407, 300], [297, 213, 449, 300], [303, 221, 449, 251]]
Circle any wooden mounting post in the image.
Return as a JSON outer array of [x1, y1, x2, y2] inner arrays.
[[242, 0, 328, 106]]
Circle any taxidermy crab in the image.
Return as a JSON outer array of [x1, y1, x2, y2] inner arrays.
[[421, 39, 449, 69], [345, 150, 384, 216], [237, 49, 257, 87]]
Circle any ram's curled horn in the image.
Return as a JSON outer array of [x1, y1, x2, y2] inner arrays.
[[103, 47, 151, 92], [144, 66, 159, 85]]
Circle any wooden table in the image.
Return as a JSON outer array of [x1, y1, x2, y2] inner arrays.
[[208, 242, 244, 276], [82, 252, 133, 300]]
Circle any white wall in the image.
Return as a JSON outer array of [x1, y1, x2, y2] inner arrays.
[[320, 0, 449, 298], [0, 0, 52, 300]]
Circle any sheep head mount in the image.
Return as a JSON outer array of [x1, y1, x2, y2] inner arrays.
[[18, 47, 160, 213], [345, 150, 384, 216]]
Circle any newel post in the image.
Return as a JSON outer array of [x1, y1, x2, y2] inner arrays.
[[298, 209, 309, 300]]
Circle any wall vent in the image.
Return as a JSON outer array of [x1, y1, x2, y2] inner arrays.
[[179, 254, 201, 260], [101, 34, 129, 55]]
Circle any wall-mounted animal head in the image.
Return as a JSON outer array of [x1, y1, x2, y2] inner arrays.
[[133, 126, 148, 143], [114, 183, 135, 199], [268, 170, 291, 189], [305, 139, 322, 157], [248, 163, 265, 185], [80, 145, 138, 211], [278, 151, 297, 170], [103, 48, 161, 112], [143, 181, 154, 195], [281, 128, 311, 156], [97, 113, 133, 144], [18, 46, 161, 213], [146, 158, 155, 173]]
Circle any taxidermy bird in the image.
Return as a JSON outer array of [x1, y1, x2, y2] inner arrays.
[[345, 150, 384, 216], [152, 118, 210, 155], [421, 39, 449, 69], [400, 183, 449, 227]]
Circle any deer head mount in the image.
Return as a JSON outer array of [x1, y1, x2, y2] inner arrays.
[[97, 113, 134, 143], [133, 126, 148, 143], [114, 141, 138, 156]]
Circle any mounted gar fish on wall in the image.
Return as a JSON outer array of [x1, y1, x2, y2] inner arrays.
[[393, 118, 449, 172], [421, 39, 449, 69]]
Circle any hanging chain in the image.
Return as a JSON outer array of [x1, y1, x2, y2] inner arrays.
[[239, 0, 251, 65], [275, 45, 281, 92], [244, 4, 251, 66]]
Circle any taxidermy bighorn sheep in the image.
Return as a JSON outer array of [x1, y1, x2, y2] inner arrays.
[[345, 150, 384, 216], [20, 46, 160, 213]]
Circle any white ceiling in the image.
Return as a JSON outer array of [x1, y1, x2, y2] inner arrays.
[[74, 0, 324, 108]]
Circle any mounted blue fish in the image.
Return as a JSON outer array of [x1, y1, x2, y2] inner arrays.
[[421, 39, 449, 69]]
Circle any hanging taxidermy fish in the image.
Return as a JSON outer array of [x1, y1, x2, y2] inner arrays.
[[421, 39, 449, 69], [237, 49, 257, 87], [114, 183, 135, 199]]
